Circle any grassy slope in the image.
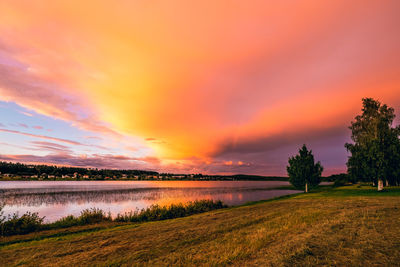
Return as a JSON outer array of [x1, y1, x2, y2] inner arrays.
[[1, 185, 400, 266]]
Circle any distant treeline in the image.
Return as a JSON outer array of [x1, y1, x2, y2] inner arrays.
[[0, 161, 291, 181], [213, 174, 288, 181], [0, 161, 157, 178]]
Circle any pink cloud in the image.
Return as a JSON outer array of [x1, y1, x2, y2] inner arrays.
[[0, 128, 111, 152], [0, 153, 160, 170], [30, 141, 72, 153], [18, 123, 28, 128], [19, 111, 33, 117], [0, 44, 121, 138], [0, 128, 82, 146]]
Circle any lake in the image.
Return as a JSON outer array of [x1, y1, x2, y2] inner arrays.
[[0, 180, 301, 222]]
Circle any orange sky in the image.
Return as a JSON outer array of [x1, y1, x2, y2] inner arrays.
[[0, 1, 399, 175]]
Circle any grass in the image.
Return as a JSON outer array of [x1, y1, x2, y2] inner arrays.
[[1, 185, 400, 266], [0, 200, 226, 236]]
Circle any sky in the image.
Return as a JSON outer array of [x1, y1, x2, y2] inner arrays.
[[0, 1, 399, 175]]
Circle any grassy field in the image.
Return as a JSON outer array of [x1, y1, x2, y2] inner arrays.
[[1, 185, 400, 266]]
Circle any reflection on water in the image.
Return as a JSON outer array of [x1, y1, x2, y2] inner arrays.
[[0, 181, 300, 222]]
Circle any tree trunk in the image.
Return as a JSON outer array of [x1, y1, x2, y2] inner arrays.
[[378, 179, 384, 191], [305, 182, 308, 193], [386, 180, 389, 187]]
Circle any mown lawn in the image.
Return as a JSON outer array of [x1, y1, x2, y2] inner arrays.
[[1, 185, 400, 266]]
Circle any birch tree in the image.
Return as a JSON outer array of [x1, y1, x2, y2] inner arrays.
[[287, 145, 323, 192], [345, 98, 400, 190]]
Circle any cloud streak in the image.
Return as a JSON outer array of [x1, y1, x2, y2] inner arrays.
[[0, 153, 160, 170], [0, 128, 82, 145]]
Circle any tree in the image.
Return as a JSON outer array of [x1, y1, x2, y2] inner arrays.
[[287, 144, 323, 192], [345, 98, 400, 190]]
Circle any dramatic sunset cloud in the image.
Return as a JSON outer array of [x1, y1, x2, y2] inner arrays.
[[0, 1, 399, 175]]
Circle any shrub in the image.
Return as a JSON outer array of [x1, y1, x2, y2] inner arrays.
[[78, 208, 112, 224], [0, 211, 44, 236], [332, 174, 352, 187], [48, 215, 80, 229]]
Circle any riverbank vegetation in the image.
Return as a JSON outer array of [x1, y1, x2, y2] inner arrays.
[[1, 185, 400, 266], [0, 200, 226, 237]]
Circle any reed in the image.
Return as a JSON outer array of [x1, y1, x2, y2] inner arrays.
[[0, 199, 227, 236]]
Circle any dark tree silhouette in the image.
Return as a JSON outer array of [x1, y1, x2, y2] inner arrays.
[[287, 144, 323, 192], [345, 98, 400, 190]]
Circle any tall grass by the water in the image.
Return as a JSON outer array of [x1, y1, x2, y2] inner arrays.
[[0, 199, 227, 236], [0, 210, 44, 236], [115, 199, 226, 222], [47, 208, 112, 230]]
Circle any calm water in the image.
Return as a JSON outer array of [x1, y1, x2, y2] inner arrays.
[[0, 181, 301, 222]]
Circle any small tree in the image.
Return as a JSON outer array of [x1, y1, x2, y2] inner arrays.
[[287, 144, 323, 192]]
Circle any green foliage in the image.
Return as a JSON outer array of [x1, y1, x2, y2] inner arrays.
[[115, 200, 226, 222], [0, 207, 44, 236], [0, 200, 226, 236], [323, 174, 354, 187], [332, 176, 348, 187], [78, 208, 112, 224], [47, 208, 112, 229], [287, 144, 323, 191], [345, 98, 400, 186]]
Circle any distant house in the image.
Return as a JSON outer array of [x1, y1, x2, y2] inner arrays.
[[73, 172, 78, 178], [83, 175, 89, 179], [48, 175, 55, 178], [121, 174, 127, 178]]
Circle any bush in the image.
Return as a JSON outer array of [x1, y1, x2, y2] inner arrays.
[[49, 215, 79, 229], [0, 211, 44, 236], [331, 174, 352, 187], [78, 208, 112, 224]]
